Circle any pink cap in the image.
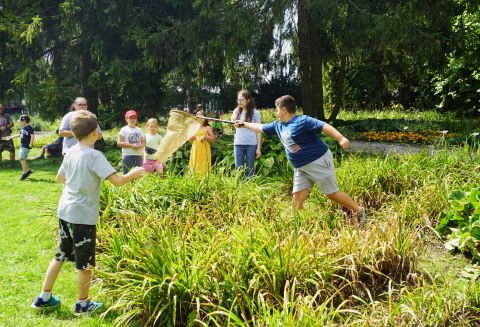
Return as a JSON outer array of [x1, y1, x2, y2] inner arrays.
[[125, 109, 137, 118]]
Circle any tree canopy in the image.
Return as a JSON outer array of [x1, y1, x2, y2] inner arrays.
[[0, 0, 478, 122]]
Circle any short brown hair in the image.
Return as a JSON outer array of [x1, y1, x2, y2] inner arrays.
[[275, 95, 296, 114], [70, 110, 98, 140]]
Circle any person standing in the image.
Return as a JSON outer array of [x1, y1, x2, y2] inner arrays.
[[234, 95, 366, 225], [188, 111, 215, 175], [230, 90, 261, 177], [31, 110, 145, 315], [0, 103, 15, 167], [117, 109, 145, 174], [18, 115, 35, 180], [59, 97, 102, 155], [143, 118, 164, 175]]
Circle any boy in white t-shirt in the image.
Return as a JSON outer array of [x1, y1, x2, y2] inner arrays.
[[117, 109, 145, 174], [143, 118, 164, 175], [31, 110, 145, 315]]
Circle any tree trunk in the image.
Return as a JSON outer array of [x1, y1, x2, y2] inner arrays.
[[80, 51, 98, 116], [298, 0, 325, 120], [329, 54, 347, 122]]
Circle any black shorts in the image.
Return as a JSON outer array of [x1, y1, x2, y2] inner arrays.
[[0, 139, 14, 152], [55, 219, 96, 270]]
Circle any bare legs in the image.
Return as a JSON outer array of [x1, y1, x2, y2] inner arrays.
[[20, 159, 30, 173], [292, 189, 363, 214], [41, 259, 64, 292], [41, 259, 92, 300]]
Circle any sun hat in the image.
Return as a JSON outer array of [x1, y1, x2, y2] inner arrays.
[[18, 114, 30, 122], [125, 110, 137, 118]]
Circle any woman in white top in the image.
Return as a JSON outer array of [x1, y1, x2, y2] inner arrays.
[[230, 90, 261, 177]]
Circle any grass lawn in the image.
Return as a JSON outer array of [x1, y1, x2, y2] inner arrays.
[[0, 148, 112, 326]]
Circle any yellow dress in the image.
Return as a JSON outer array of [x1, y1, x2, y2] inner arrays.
[[189, 128, 211, 175]]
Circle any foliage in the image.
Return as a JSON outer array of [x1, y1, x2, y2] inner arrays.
[[436, 188, 480, 261], [433, 1, 480, 115], [95, 143, 480, 325]]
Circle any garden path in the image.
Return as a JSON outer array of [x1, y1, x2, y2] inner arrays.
[[348, 140, 427, 155]]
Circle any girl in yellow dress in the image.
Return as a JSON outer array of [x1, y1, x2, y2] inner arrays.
[[188, 110, 215, 175]]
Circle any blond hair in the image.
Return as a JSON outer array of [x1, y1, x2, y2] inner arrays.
[[147, 118, 158, 126], [71, 110, 98, 140]]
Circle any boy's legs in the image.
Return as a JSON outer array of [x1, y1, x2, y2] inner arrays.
[[19, 148, 32, 179], [20, 159, 29, 172], [292, 189, 310, 209], [326, 191, 362, 213], [293, 151, 363, 214], [41, 259, 64, 292], [78, 269, 92, 300]]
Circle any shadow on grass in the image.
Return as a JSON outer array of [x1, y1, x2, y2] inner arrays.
[[33, 305, 117, 323], [33, 306, 76, 320]]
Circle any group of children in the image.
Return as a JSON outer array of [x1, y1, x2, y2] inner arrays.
[[117, 110, 164, 175], [28, 93, 366, 317]]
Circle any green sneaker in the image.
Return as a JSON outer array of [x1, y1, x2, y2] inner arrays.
[[31, 295, 61, 309], [74, 300, 104, 316]]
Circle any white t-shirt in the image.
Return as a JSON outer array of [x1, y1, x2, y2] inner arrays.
[[145, 133, 163, 160], [119, 125, 144, 156], [57, 144, 116, 225], [231, 108, 261, 145], [59, 111, 102, 154]]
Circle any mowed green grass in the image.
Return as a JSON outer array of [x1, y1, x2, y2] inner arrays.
[[0, 148, 113, 326]]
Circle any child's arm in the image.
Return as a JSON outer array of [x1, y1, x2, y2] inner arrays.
[[234, 121, 264, 133], [107, 166, 146, 187], [1, 134, 20, 140], [203, 126, 215, 142], [256, 132, 262, 158], [322, 123, 350, 149], [117, 135, 142, 149], [29, 133, 35, 149], [59, 130, 74, 138], [56, 172, 65, 184]]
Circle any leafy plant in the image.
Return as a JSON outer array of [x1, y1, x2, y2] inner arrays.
[[436, 188, 480, 261]]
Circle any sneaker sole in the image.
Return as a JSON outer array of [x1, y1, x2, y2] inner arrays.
[[31, 303, 61, 310]]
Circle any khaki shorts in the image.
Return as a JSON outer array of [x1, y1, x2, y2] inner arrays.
[[292, 150, 339, 195]]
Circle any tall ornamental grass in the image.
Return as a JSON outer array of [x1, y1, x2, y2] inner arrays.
[[96, 148, 480, 326]]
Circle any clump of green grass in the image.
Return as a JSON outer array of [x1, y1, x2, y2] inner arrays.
[[94, 145, 480, 326]]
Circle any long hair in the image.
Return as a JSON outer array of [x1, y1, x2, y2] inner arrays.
[[195, 109, 210, 127], [235, 89, 255, 122]]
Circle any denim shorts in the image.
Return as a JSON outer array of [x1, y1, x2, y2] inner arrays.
[[292, 150, 339, 195], [19, 147, 31, 160], [55, 219, 96, 270], [122, 155, 143, 175]]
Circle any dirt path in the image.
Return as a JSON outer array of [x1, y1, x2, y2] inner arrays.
[[348, 140, 429, 155]]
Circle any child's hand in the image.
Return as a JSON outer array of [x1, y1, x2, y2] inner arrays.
[[233, 120, 245, 128], [338, 137, 350, 149], [130, 166, 146, 178], [189, 135, 196, 142]]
